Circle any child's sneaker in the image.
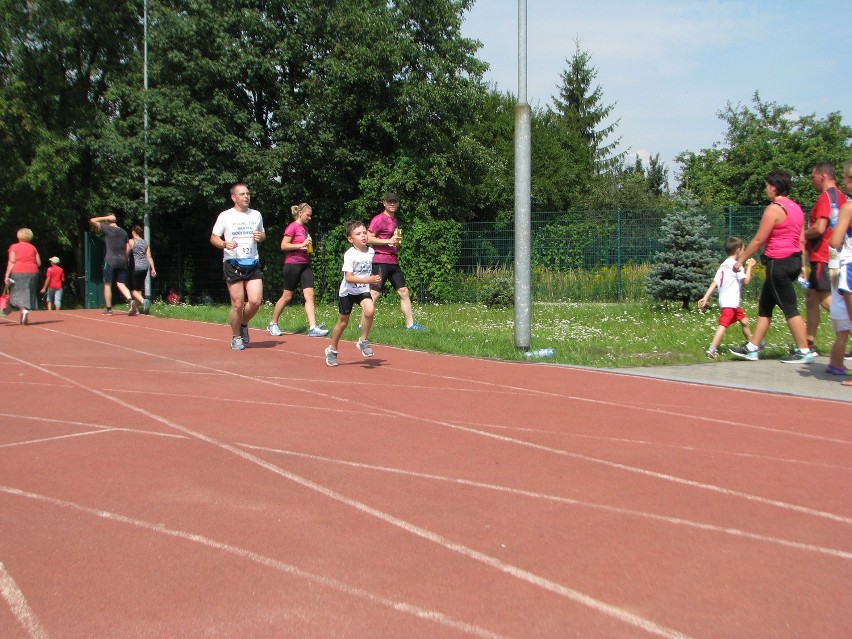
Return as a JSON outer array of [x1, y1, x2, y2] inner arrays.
[[307, 324, 329, 337], [356, 339, 374, 357], [267, 322, 283, 336], [324, 346, 338, 367], [405, 322, 426, 331], [781, 349, 816, 364], [706, 348, 718, 360], [231, 336, 245, 351], [825, 364, 850, 376], [729, 344, 758, 361]]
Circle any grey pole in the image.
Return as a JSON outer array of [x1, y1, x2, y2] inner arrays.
[[143, 0, 151, 299], [514, 0, 532, 349]]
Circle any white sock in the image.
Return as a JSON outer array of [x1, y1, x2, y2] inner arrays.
[[746, 342, 758, 352]]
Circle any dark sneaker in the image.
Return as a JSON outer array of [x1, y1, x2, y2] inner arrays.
[[142, 299, 151, 314], [729, 345, 758, 361], [128, 300, 139, 316], [825, 364, 850, 376], [781, 349, 816, 364], [231, 336, 245, 351], [324, 346, 338, 367], [240, 325, 250, 344], [356, 338, 373, 357], [102, 308, 113, 315]]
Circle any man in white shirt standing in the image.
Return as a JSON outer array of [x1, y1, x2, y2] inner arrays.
[[210, 183, 266, 350]]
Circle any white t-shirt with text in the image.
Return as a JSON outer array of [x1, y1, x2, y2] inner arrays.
[[338, 246, 375, 296], [212, 207, 264, 262]]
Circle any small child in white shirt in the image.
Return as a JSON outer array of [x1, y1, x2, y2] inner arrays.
[[697, 237, 756, 359]]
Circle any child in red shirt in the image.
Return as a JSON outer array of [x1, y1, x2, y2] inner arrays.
[[41, 256, 65, 310]]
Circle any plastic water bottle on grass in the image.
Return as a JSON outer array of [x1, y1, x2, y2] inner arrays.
[[525, 348, 555, 359]]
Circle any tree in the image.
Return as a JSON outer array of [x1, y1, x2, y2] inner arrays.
[[551, 40, 626, 182], [677, 92, 852, 206], [645, 196, 717, 309]]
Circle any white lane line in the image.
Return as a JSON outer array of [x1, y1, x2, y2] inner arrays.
[[0, 413, 189, 442], [456, 420, 852, 472], [0, 562, 48, 639], [0, 429, 121, 449], [1, 351, 694, 638], [0, 487, 504, 639], [241, 445, 852, 561]]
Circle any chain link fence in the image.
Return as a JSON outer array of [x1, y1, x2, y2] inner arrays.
[[149, 206, 765, 305]]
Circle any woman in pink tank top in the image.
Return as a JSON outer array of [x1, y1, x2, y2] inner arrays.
[[729, 169, 815, 363]]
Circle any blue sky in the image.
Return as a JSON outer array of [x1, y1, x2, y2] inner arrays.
[[461, 0, 851, 185]]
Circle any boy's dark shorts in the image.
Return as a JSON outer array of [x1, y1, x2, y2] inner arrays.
[[338, 292, 371, 316], [223, 259, 263, 283], [807, 261, 831, 292], [371, 262, 406, 291]]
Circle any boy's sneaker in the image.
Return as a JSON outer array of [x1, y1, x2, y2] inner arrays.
[[356, 339, 374, 357], [102, 308, 113, 315], [231, 336, 245, 351], [128, 300, 139, 316], [308, 325, 329, 337], [706, 349, 718, 360], [405, 322, 426, 331], [267, 322, 283, 337], [240, 325, 250, 344], [729, 345, 758, 361], [324, 346, 338, 367], [781, 349, 816, 364], [825, 364, 850, 376]]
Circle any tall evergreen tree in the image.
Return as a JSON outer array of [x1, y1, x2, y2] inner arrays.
[[551, 40, 625, 180]]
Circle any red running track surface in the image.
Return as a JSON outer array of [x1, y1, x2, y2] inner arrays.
[[1, 311, 850, 638]]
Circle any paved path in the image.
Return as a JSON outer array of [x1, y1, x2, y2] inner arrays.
[[610, 355, 851, 403]]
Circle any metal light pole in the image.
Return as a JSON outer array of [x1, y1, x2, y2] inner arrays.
[[143, 0, 151, 299], [514, 0, 532, 350]]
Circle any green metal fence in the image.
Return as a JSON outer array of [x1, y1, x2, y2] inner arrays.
[[152, 206, 765, 305]]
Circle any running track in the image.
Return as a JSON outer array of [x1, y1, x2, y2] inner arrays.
[[1, 311, 850, 638]]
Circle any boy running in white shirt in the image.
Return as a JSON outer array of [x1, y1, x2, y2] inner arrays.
[[324, 220, 382, 367], [697, 237, 756, 359]]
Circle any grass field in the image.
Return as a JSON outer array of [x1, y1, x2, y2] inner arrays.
[[149, 296, 815, 368]]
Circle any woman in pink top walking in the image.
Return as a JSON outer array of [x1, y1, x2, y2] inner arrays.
[[730, 169, 816, 363]]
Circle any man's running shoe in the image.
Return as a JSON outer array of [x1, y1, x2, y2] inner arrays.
[[307, 324, 329, 337], [142, 299, 151, 314], [128, 300, 139, 316], [240, 325, 250, 344], [405, 323, 426, 331], [267, 322, 283, 336], [356, 339, 374, 357], [324, 346, 338, 367], [231, 336, 245, 351], [781, 349, 816, 364], [729, 344, 758, 361]]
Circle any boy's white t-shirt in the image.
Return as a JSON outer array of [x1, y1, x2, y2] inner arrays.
[[211, 207, 264, 261], [714, 256, 747, 308], [338, 246, 375, 296]]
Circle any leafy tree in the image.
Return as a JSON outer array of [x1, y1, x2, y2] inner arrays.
[[645, 196, 717, 309], [677, 92, 852, 206]]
